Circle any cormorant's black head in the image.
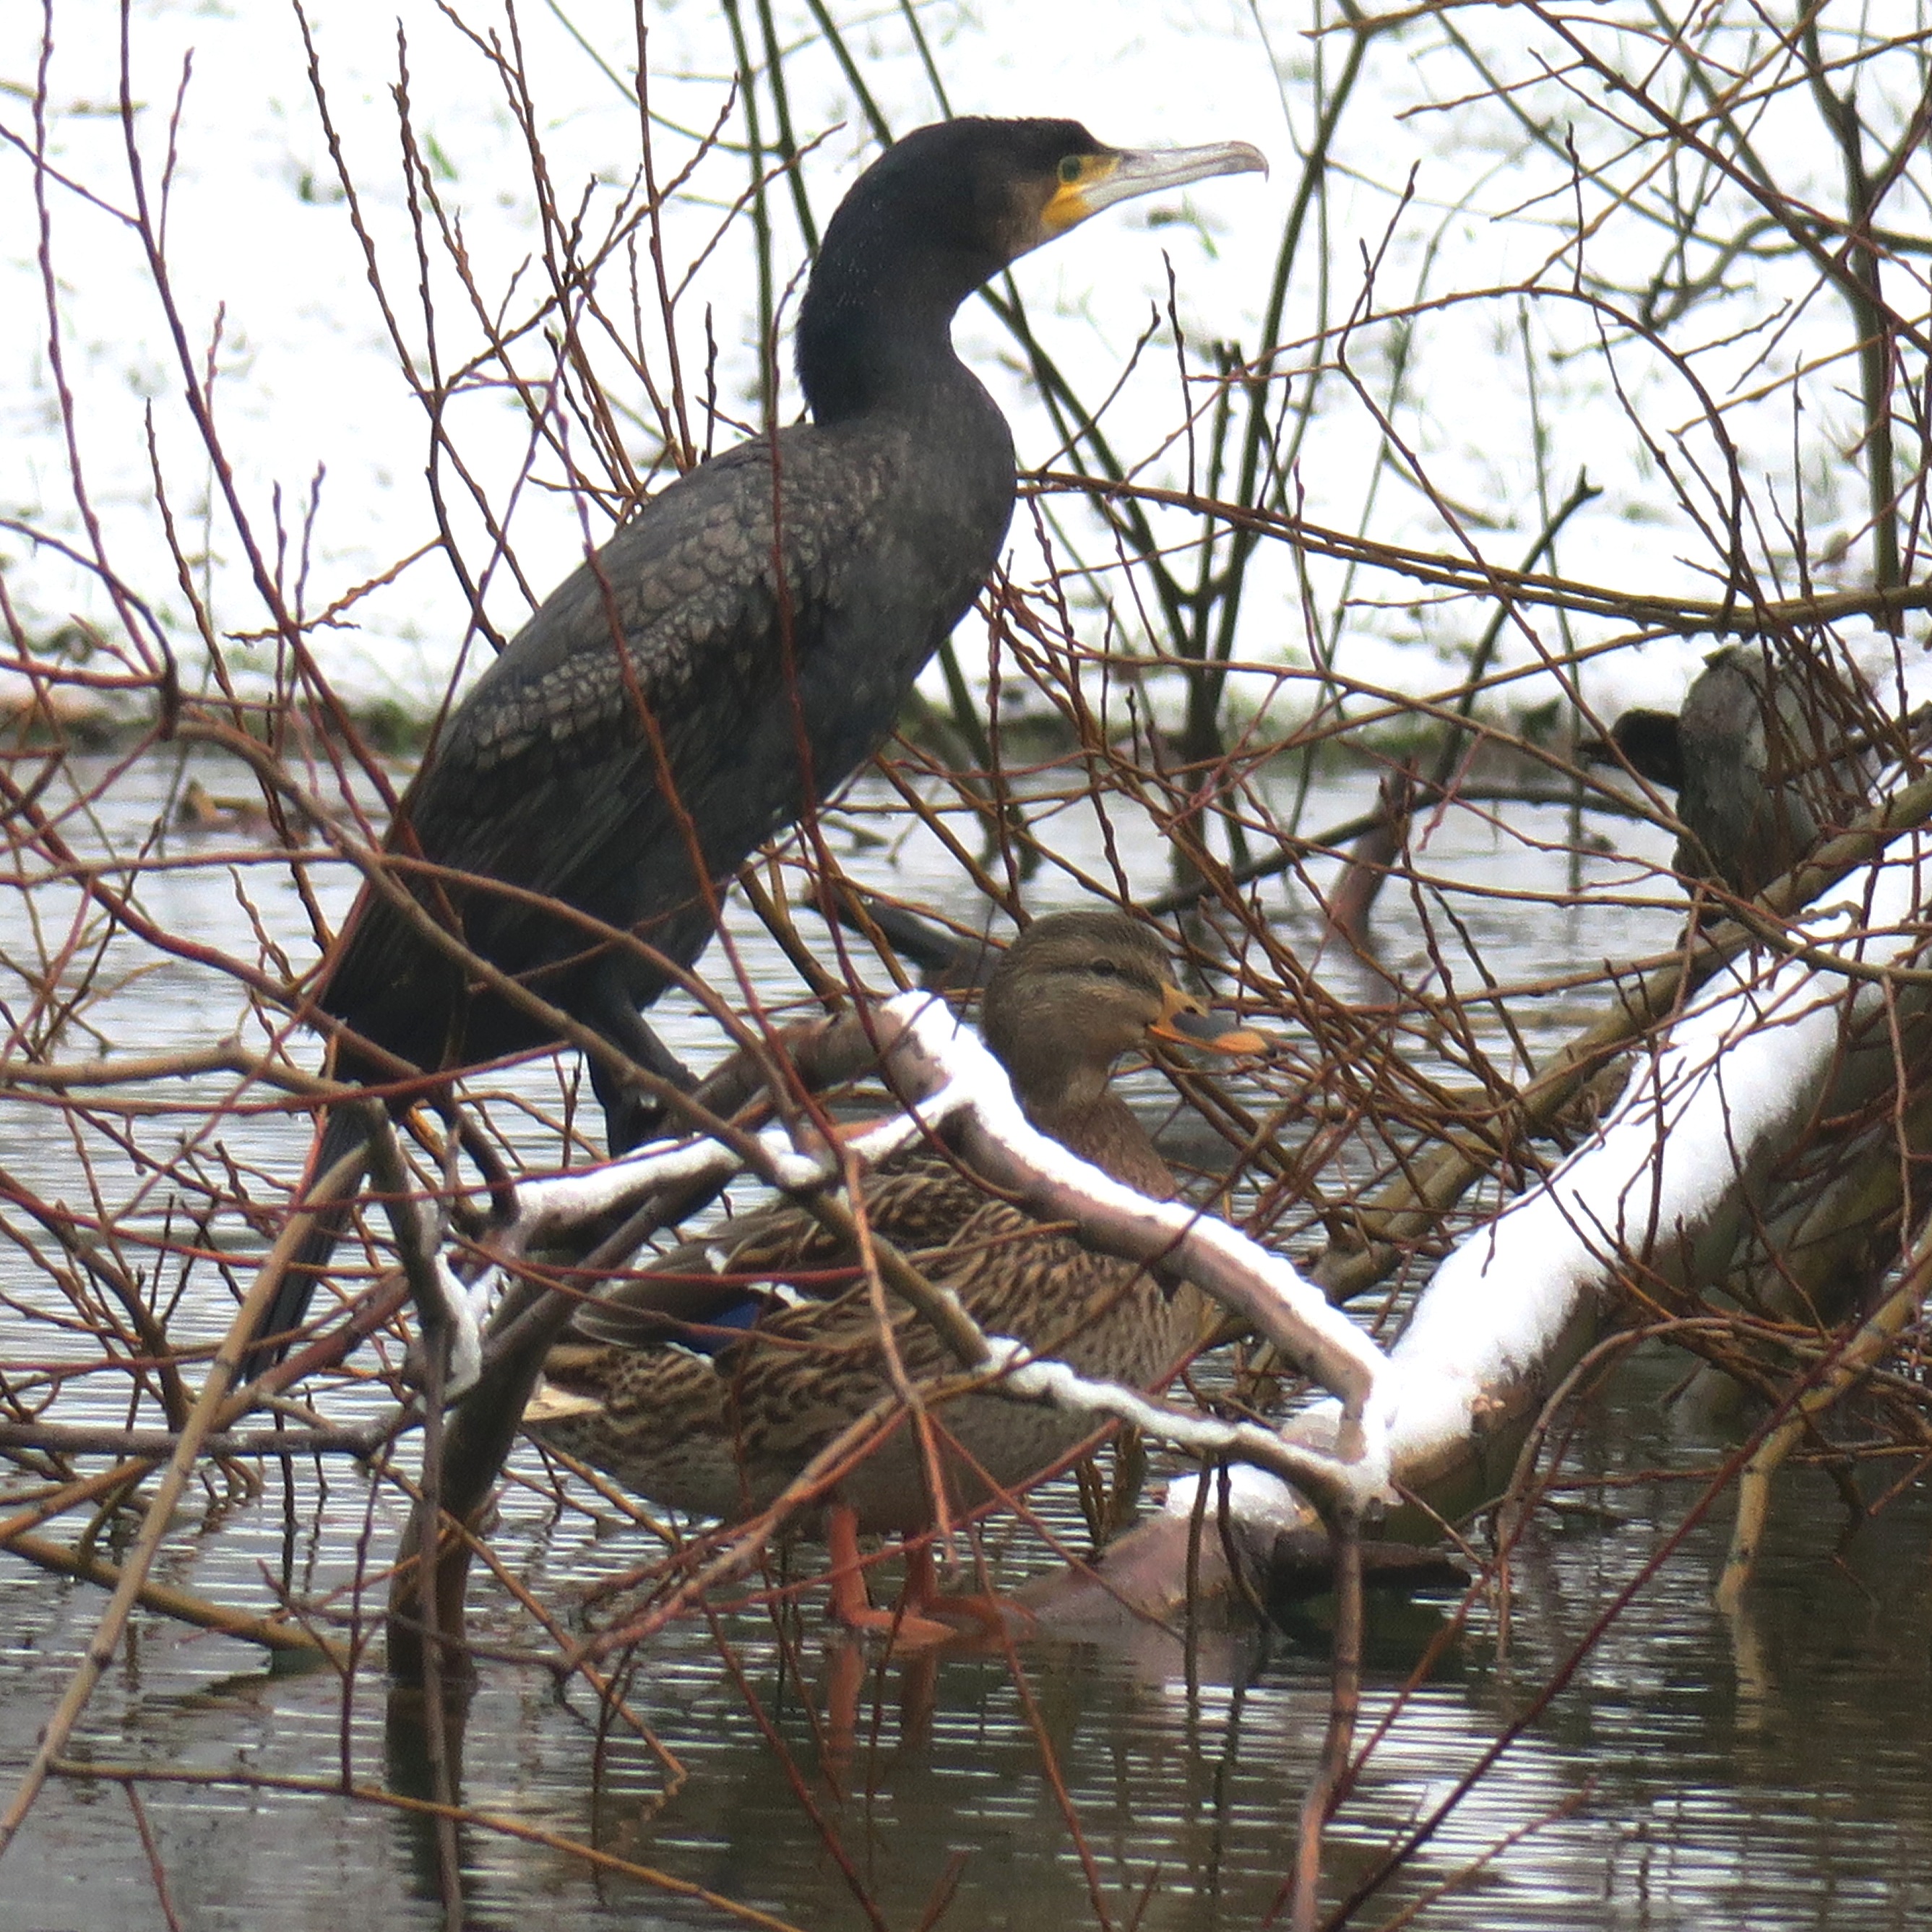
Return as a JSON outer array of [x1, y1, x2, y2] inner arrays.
[[798, 118, 1265, 421]]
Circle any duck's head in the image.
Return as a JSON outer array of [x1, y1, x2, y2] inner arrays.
[[980, 909, 1268, 1111]]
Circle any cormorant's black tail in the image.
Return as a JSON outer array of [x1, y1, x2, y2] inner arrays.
[[241, 1103, 371, 1379]]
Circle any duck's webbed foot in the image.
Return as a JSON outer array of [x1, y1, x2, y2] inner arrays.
[[826, 1506, 959, 1649], [826, 1509, 1035, 1650], [900, 1539, 1036, 1641]]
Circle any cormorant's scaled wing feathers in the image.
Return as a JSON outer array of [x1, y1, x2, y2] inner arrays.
[[413, 432, 890, 884], [316, 434, 887, 1033]]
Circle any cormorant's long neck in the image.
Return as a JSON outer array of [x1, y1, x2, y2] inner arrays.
[[796, 215, 1002, 423]]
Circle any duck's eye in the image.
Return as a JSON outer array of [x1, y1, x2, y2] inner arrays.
[[1088, 957, 1118, 976], [1058, 155, 1084, 186]]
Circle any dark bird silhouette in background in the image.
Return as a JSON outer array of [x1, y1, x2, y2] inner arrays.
[[251, 117, 1265, 1371], [1587, 642, 1874, 897]]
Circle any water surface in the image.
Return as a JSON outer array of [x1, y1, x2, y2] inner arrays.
[[4, 754, 1927, 1929]]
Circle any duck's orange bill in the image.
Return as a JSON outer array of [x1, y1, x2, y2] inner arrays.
[[1147, 986, 1272, 1056]]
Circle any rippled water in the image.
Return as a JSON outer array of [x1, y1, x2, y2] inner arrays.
[[4, 753, 1929, 1929]]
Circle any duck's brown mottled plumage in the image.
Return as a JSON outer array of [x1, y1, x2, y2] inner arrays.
[[525, 910, 1233, 1535]]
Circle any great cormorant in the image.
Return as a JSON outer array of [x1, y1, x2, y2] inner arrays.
[[251, 117, 1264, 1371]]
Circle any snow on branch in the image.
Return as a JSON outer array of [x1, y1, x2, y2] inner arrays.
[[449, 991, 1388, 1501], [1168, 819, 1932, 1545]]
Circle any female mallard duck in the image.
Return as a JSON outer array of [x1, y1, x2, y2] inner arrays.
[[524, 908, 1264, 1638]]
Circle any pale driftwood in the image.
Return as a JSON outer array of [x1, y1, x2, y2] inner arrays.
[[5, 1530, 341, 1661], [1713, 1219, 1932, 1613]]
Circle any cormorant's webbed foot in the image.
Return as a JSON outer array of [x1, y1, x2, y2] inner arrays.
[[590, 1014, 699, 1153]]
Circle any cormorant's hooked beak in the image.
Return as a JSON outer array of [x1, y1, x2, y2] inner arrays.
[[1043, 139, 1269, 238], [1146, 982, 1273, 1056]]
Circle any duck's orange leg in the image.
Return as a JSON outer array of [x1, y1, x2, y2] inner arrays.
[[825, 1504, 957, 1649], [900, 1538, 1037, 1640]]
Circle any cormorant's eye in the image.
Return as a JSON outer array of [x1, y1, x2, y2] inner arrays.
[[1058, 156, 1084, 186], [1088, 957, 1118, 975]]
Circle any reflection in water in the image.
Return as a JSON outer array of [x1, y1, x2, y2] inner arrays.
[[11, 1457, 1930, 1932], [4, 760, 1932, 1928]]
